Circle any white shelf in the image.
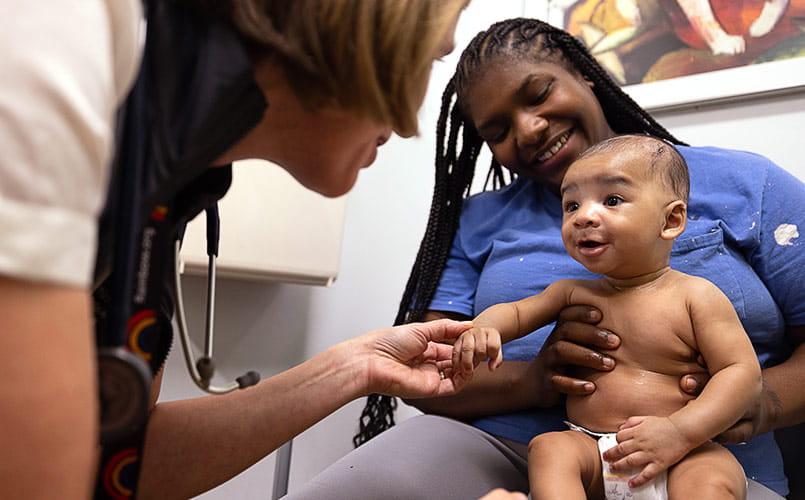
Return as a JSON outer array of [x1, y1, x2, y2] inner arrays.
[[179, 159, 346, 286]]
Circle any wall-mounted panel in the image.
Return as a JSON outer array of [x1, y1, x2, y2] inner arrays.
[[180, 159, 346, 286]]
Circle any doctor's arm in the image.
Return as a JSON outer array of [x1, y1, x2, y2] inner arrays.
[[0, 278, 98, 500], [0, 1, 140, 495], [136, 319, 469, 499]]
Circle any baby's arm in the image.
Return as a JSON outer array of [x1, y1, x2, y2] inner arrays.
[[604, 278, 761, 487], [452, 280, 574, 377]]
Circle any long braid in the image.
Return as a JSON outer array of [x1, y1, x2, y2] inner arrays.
[[353, 79, 481, 447], [354, 17, 684, 447]]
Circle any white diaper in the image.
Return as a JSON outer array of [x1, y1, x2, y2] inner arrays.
[[566, 422, 668, 500]]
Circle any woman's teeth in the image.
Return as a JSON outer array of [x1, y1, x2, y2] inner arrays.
[[538, 132, 569, 162]]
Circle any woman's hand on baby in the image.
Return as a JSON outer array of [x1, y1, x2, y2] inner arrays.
[[603, 416, 697, 488], [679, 353, 709, 397], [534, 305, 619, 400], [538, 306, 707, 401], [451, 327, 503, 379], [362, 319, 473, 398], [715, 379, 778, 444]]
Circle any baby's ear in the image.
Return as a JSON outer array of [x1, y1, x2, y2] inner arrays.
[[661, 200, 687, 240]]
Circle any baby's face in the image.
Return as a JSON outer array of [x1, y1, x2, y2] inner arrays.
[[559, 149, 676, 278]]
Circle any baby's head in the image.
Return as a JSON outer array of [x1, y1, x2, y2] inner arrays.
[[559, 135, 689, 278]]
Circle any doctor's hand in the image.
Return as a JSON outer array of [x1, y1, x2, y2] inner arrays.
[[360, 319, 473, 399]]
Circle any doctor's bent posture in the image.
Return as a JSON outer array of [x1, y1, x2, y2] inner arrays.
[[0, 1, 476, 498]]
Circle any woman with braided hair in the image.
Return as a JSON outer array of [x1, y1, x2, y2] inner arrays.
[[285, 18, 805, 500]]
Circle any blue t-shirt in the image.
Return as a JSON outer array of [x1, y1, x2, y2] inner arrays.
[[429, 146, 805, 496]]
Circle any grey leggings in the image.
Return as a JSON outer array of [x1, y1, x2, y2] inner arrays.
[[283, 414, 783, 500]]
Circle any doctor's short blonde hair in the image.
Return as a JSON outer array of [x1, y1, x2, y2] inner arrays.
[[228, 0, 467, 137]]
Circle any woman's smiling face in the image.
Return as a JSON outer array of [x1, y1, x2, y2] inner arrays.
[[464, 57, 615, 193]]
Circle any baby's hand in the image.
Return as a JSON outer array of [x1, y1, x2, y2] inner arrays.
[[451, 327, 503, 378], [602, 416, 698, 488]]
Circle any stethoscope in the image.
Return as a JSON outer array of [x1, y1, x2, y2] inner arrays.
[[174, 206, 293, 499], [98, 207, 261, 443], [173, 205, 260, 394]]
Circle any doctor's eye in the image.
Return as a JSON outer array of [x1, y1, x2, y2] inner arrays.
[[604, 196, 622, 207]]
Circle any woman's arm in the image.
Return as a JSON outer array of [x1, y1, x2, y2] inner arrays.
[[717, 323, 805, 443], [136, 319, 470, 499], [716, 155, 805, 442], [764, 324, 805, 429]]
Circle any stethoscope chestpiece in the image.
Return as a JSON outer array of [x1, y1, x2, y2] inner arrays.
[[97, 346, 152, 445]]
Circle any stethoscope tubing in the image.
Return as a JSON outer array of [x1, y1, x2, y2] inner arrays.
[[173, 205, 259, 394]]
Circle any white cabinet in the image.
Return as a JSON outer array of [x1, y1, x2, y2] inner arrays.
[[179, 159, 347, 286]]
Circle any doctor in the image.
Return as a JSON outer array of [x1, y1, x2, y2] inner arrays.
[[0, 1, 469, 498]]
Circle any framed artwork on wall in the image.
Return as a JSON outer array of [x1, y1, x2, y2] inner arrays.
[[523, 0, 805, 111]]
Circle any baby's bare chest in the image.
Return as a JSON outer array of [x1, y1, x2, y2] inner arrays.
[[575, 287, 699, 370]]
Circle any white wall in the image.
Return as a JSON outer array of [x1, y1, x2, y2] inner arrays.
[[158, 1, 805, 497], [653, 93, 805, 180]]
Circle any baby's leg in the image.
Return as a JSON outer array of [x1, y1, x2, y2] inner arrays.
[[528, 430, 603, 500], [668, 441, 746, 500]]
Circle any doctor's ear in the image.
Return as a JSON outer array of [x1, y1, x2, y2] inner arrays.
[[661, 200, 687, 240]]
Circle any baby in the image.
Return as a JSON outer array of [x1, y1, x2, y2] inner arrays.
[[453, 134, 761, 499]]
